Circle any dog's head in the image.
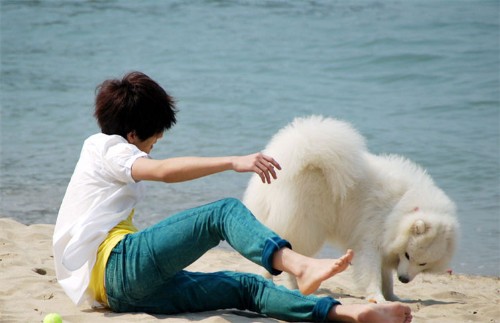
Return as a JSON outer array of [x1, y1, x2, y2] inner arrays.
[[394, 212, 458, 284]]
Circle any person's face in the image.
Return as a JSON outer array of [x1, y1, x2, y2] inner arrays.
[[127, 132, 163, 154]]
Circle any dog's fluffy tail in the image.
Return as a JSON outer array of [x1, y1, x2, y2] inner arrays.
[[263, 115, 367, 202]]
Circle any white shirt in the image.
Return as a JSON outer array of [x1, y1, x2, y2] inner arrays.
[[53, 133, 148, 305]]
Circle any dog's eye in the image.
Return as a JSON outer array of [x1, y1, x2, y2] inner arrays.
[[405, 252, 410, 260], [419, 263, 427, 267]]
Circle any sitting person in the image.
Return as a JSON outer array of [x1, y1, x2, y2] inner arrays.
[[53, 71, 412, 323]]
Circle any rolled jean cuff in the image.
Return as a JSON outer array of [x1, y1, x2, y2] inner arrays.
[[261, 236, 292, 276], [312, 297, 342, 322]]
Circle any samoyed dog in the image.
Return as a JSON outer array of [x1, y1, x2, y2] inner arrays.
[[243, 115, 458, 303]]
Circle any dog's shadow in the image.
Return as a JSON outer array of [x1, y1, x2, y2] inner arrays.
[[404, 298, 461, 306], [317, 287, 365, 301], [317, 288, 462, 307]]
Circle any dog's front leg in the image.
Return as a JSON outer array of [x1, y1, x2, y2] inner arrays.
[[352, 248, 387, 303], [381, 265, 400, 301], [382, 264, 413, 302]]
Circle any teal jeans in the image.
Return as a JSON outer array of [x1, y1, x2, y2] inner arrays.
[[105, 198, 340, 321]]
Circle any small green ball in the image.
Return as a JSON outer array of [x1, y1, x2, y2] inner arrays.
[[43, 313, 62, 323]]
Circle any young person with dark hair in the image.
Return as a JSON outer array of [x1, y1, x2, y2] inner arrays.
[[53, 71, 412, 322]]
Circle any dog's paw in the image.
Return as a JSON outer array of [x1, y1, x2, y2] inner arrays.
[[365, 293, 409, 303], [365, 294, 389, 304], [383, 294, 411, 303]]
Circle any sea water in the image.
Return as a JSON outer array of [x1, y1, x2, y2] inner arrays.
[[1, 0, 498, 277]]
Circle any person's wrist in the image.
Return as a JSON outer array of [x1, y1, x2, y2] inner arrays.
[[228, 156, 238, 172]]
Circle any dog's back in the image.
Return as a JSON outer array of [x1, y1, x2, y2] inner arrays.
[[243, 115, 367, 255]]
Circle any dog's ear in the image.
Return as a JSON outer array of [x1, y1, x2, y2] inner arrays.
[[413, 219, 427, 235]]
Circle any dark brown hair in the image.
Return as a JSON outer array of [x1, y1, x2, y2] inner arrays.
[[94, 72, 177, 140]]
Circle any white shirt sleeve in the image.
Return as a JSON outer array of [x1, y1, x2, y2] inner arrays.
[[103, 141, 148, 183]]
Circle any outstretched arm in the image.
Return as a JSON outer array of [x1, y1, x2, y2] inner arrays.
[[131, 153, 281, 184]]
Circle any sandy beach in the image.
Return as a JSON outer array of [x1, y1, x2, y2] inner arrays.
[[0, 217, 498, 323]]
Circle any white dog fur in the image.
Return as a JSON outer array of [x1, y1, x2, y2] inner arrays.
[[243, 115, 459, 302]]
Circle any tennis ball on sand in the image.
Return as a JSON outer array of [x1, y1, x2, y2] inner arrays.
[[43, 313, 62, 323]]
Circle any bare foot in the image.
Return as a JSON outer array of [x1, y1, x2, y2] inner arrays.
[[329, 303, 413, 323], [296, 249, 354, 295]]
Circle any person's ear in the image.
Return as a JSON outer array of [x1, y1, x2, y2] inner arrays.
[[126, 131, 138, 144]]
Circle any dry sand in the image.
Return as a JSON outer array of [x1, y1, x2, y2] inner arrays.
[[0, 217, 498, 323]]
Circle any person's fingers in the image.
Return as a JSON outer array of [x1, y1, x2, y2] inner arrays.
[[259, 155, 281, 180], [249, 153, 281, 183], [261, 154, 282, 170], [253, 164, 267, 183], [258, 160, 277, 180], [256, 161, 271, 183], [268, 164, 277, 180]]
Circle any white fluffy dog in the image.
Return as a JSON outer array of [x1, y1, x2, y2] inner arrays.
[[243, 115, 459, 302]]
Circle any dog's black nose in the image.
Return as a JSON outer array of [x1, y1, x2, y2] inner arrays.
[[398, 276, 410, 284]]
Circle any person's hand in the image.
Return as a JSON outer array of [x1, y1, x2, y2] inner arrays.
[[232, 153, 281, 184]]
